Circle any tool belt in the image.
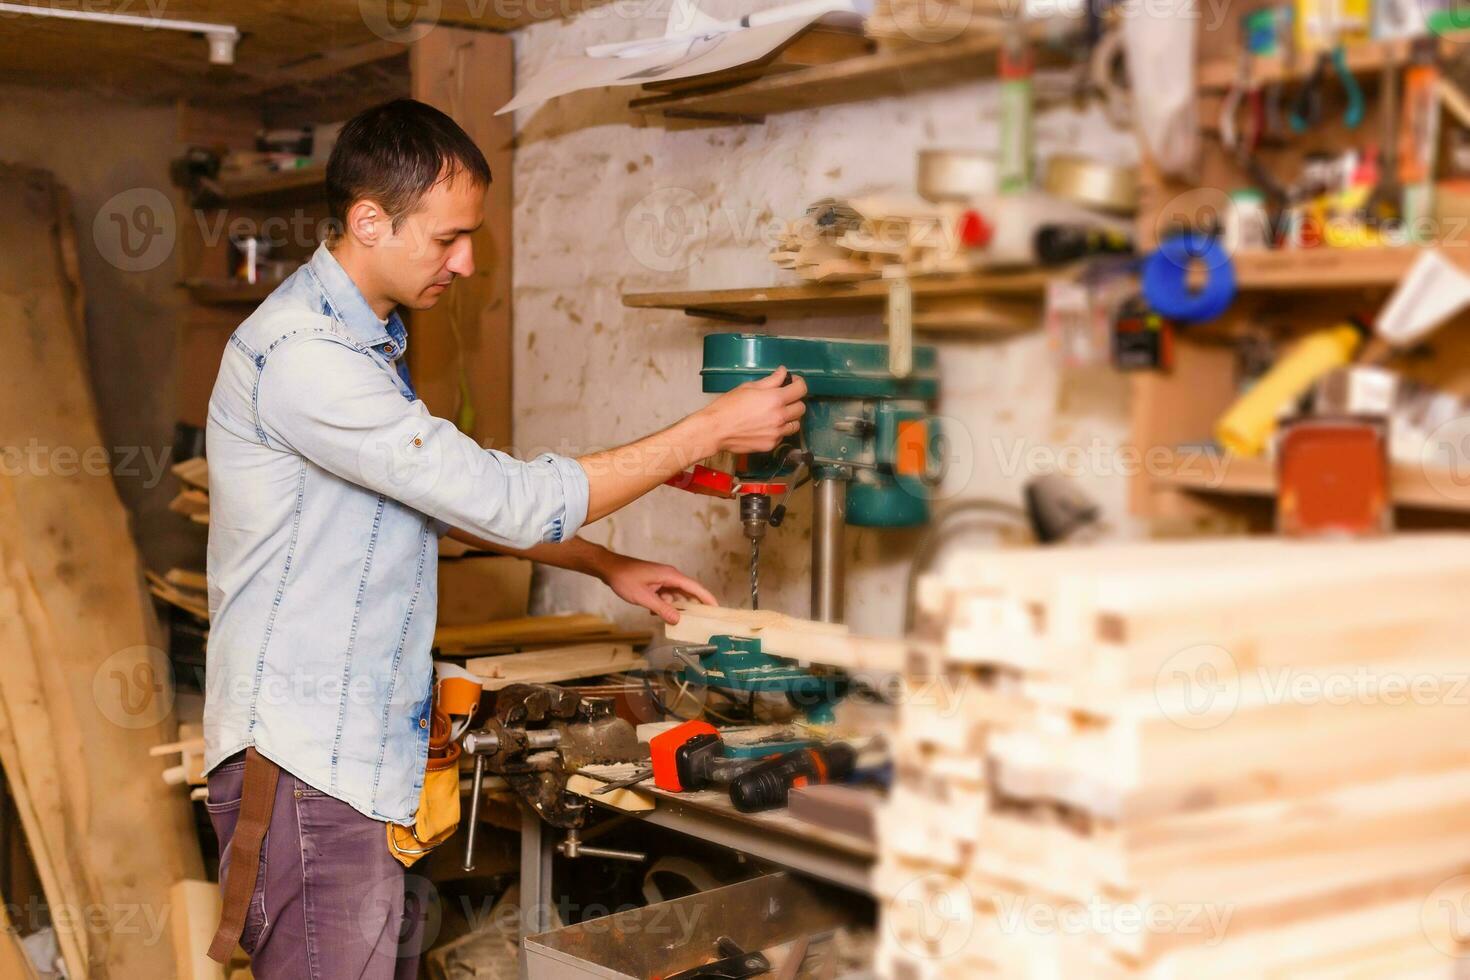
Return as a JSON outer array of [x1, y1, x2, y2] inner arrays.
[[387, 675, 482, 867], [207, 746, 279, 963], [208, 676, 483, 962]]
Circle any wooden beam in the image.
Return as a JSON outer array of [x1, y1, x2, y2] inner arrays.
[[409, 27, 514, 450]]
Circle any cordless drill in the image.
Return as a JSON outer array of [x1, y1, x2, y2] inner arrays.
[[728, 742, 858, 813]]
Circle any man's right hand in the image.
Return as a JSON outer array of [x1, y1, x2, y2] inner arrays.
[[697, 366, 808, 454]]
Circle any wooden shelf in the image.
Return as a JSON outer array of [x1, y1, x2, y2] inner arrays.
[[625, 246, 1456, 325], [1226, 247, 1444, 291], [1153, 449, 1470, 512], [1198, 31, 1470, 91], [623, 268, 1058, 326], [183, 278, 279, 306], [217, 166, 326, 204], [630, 28, 1075, 122]]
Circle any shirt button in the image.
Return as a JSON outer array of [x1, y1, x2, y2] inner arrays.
[[413, 437, 423, 447], [420, 718, 429, 729], [384, 343, 396, 354]]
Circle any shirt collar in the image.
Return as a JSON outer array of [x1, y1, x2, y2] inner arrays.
[[307, 243, 409, 362]]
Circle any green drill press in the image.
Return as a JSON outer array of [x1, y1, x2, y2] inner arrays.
[[663, 333, 941, 721]]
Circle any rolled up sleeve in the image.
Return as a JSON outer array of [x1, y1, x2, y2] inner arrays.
[[257, 335, 589, 550]]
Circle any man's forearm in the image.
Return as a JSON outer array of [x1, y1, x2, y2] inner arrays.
[[575, 412, 721, 525], [446, 527, 613, 577]]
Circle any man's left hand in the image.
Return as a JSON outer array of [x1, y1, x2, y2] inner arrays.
[[595, 553, 718, 625]]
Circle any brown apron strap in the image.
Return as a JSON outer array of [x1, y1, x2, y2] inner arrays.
[[208, 747, 280, 964]]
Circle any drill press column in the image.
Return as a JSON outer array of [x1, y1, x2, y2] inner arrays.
[[811, 475, 846, 623]]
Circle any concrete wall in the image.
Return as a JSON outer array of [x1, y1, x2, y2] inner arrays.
[[0, 84, 195, 572], [512, 6, 1141, 636]]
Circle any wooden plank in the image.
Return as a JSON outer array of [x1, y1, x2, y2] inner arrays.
[[465, 643, 644, 690], [667, 602, 906, 674], [409, 27, 514, 449], [631, 25, 1073, 121], [433, 613, 630, 654], [0, 896, 40, 980], [0, 163, 203, 979], [217, 164, 327, 204], [169, 880, 226, 980]]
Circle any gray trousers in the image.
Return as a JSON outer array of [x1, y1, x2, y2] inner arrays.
[[206, 753, 426, 979]]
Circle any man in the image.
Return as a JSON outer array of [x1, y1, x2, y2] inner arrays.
[[201, 99, 807, 978]]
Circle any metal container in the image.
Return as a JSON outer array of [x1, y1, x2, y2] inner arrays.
[[1041, 154, 1139, 214], [522, 873, 861, 979], [917, 149, 997, 202]]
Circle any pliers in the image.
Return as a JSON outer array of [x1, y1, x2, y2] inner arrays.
[[1290, 45, 1365, 133]]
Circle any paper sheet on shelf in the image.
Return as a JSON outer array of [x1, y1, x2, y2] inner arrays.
[[496, 14, 833, 115]]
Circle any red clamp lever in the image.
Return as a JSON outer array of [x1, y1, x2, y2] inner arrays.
[[665, 465, 785, 498]]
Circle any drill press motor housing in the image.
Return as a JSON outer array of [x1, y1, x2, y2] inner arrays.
[[698, 332, 942, 620]]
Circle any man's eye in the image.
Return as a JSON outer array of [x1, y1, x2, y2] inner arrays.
[[437, 237, 455, 246]]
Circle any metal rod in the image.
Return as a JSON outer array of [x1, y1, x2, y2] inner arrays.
[[811, 477, 846, 623], [462, 754, 486, 872]]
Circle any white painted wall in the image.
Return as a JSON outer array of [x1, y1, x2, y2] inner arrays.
[[511, 5, 1141, 636]]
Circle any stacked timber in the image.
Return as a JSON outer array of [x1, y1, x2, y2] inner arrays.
[[877, 536, 1470, 977]]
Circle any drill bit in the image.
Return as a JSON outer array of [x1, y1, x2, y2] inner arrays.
[[749, 537, 760, 610]]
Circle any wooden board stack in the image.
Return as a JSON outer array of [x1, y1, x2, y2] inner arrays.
[[876, 535, 1470, 977]]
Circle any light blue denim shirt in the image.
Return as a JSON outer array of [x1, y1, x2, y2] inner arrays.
[[204, 243, 589, 824]]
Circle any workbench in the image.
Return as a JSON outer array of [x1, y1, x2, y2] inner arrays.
[[515, 781, 874, 940]]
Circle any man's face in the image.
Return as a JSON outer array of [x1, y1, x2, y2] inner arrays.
[[376, 171, 485, 311]]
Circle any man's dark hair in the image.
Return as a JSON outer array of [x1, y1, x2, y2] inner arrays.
[[326, 99, 491, 233]]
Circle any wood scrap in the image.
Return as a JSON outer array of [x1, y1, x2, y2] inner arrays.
[[146, 569, 210, 621], [0, 163, 202, 979], [769, 195, 988, 282], [168, 488, 210, 517], [464, 643, 643, 690], [876, 534, 1470, 977], [151, 723, 207, 787], [172, 456, 209, 491], [0, 898, 40, 980], [567, 770, 655, 812]]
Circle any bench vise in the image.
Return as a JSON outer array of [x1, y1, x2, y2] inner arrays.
[[460, 683, 644, 870]]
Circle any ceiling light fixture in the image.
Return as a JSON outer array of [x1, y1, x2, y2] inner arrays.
[[0, 2, 240, 65]]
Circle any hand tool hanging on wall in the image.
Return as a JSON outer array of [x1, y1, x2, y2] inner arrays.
[[1363, 49, 1403, 224], [1290, 45, 1365, 133]]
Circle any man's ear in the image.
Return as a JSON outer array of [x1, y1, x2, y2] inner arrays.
[[345, 198, 386, 247]]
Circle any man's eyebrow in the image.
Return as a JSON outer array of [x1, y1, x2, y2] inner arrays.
[[441, 221, 483, 237]]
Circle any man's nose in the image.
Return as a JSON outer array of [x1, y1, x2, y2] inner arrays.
[[446, 238, 475, 278]]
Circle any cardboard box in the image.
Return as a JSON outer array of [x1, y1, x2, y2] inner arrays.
[[437, 555, 532, 626]]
